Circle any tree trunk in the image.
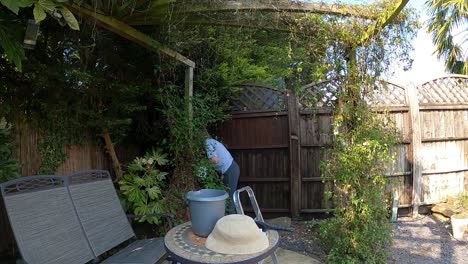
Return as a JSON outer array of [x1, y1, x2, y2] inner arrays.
[[101, 128, 123, 182]]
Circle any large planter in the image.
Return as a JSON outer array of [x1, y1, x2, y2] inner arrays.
[[451, 213, 468, 239], [186, 189, 228, 237]]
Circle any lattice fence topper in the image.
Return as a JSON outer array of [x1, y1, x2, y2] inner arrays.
[[417, 75, 468, 104], [298, 79, 341, 109], [230, 83, 286, 112], [364, 80, 407, 106], [230, 75, 467, 112]]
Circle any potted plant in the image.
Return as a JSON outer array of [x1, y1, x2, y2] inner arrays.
[[451, 193, 468, 239]]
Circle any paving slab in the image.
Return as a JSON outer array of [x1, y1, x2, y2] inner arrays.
[[162, 248, 322, 264], [263, 248, 322, 264]]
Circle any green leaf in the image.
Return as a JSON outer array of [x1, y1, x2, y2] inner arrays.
[[1, 0, 20, 14], [156, 171, 168, 181], [18, 0, 35, 7], [33, 4, 47, 22], [37, 0, 56, 13], [154, 152, 168, 165], [59, 7, 79, 30], [146, 186, 161, 200], [133, 176, 145, 187]]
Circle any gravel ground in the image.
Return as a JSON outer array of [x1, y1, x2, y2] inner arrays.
[[278, 220, 326, 262], [388, 215, 468, 264], [279, 215, 468, 264]]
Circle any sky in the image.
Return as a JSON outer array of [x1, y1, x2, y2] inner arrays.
[[317, 0, 458, 86], [389, 0, 447, 86]]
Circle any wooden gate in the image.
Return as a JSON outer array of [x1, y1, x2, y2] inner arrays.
[[215, 84, 291, 215]]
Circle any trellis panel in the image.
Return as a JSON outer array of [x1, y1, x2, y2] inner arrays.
[[366, 80, 407, 106], [230, 83, 287, 112], [298, 79, 341, 109], [418, 75, 468, 105]]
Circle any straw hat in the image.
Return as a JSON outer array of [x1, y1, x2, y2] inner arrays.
[[205, 214, 269, 255]]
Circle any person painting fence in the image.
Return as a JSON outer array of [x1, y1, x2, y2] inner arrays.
[[205, 137, 240, 214]]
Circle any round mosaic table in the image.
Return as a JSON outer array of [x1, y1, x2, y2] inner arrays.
[[164, 222, 280, 264]]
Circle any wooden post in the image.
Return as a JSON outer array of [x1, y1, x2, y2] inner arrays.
[[287, 79, 301, 218], [185, 66, 194, 121], [406, 84, 422, 217], [101, 128, 123, 182]]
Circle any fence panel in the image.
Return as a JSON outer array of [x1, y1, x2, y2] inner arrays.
[[417, 75, 468, 207], [216, 112, 290, 213]]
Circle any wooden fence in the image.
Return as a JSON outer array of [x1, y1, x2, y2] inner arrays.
[[215, 75, 468, 218]]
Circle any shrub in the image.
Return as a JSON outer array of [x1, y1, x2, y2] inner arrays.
[[119, 148, 171, 224], [319, 104, 398, 263], [193, 158, 227, 191]]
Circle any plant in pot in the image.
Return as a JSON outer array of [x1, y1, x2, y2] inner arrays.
[[451, 192, 468, 239]]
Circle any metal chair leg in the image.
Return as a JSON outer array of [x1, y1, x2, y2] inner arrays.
[[256, 252, 279, 264], [271, 252, 279, 264]]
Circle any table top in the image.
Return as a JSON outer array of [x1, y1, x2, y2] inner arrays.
[[164, 222, 279, 264]]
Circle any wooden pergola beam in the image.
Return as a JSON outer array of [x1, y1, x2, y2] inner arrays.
[[68, 4, 195, 68], [178, 2, 371, 17], [125, 1, 376, 25]]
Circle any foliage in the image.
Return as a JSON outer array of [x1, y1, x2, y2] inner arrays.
[[456, 192, 468, 211], [357, 1, 420, 78], [37, 129, 68, 175], [119, 148, 171, 225], [0, 118, 20, 183], [193, 158, 226, 191], [426, 0, 467, 74], [0, 0, 79, 29], [0, 22, 156, 173], [319, 102, 399, 264], [156, 82, 228, 218], [160, 84, 227, 160], [0, 0, 79, 70], [0, 9, 25, 70]]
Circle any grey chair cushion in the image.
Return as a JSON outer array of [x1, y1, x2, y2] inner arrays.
[[101, 238, 167, 264], [3, 187, 94, 264], [69, 178, 135, 257]]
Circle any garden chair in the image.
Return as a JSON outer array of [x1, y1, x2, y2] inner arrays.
[[0, 170, 173, 264]]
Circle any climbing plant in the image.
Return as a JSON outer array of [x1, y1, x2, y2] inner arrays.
[[0, 20, 158, 175], [319, 101, 399, 263], [157, 83, 227, 219], [0, 118, 20, 183]]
